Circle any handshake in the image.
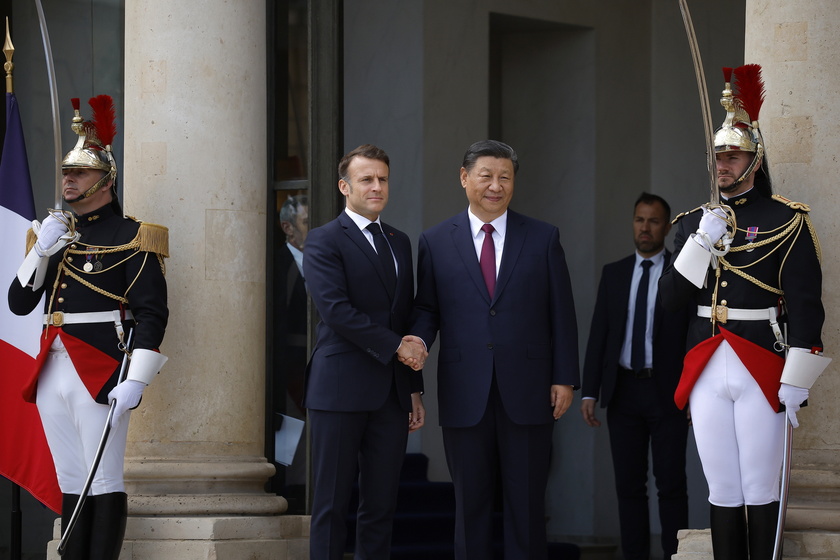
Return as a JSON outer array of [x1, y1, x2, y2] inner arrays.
[[397, 335, 427, 371]]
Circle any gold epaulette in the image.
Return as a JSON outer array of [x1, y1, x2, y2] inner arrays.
[[25, 228, 36, 255], [772, 194, 811, 213], [132, 221, 170, 257]]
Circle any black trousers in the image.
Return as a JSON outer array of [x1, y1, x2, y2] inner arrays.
[[606, 369, 689, 560]]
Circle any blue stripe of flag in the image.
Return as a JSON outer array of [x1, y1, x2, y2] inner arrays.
[[0, 92, 36, 221]]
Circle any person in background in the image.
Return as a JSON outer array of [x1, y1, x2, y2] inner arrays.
[[581, 192, 690, 560]]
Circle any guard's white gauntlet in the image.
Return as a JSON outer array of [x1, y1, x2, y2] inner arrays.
[[16, 215, 80, 290], [778, 348, 832, 428]]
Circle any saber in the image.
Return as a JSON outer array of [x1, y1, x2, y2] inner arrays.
[[33, 0, 63, 210], [677, 0, 719, 203], [773, 322, 793, 560], [57, 328, 134, 556], [773, 416, 793, 560]]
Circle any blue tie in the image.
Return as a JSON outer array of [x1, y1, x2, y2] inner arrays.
[[631, 260, 653, 372]]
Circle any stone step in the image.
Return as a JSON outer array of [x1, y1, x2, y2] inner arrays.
[[673, 528, 840, 559]]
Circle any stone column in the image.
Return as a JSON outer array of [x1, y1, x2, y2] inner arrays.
[[746, 0, 840, 534], [46, 1, 308, 557]]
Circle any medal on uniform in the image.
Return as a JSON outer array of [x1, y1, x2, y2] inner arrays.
[[745, 226, 758, 252], [93, 260, 103, 271], [83, 262, 93, 272]]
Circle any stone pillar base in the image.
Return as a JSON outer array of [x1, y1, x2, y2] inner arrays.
[[47, 514, 311, 560]]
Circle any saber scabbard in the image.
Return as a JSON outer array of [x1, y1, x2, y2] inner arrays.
[[57, 328, 134, 556]]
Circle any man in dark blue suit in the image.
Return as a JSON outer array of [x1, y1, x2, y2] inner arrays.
[[580, 193, 690, 560], [303, 144, 427, 560], [412, 140, 579, 560]]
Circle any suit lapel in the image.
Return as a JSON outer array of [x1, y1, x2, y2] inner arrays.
[[494, 210, 525, 303], [382, 222, 408, 304], [451, 211, 491, 304], [339, 212, 395, 300], [617, 256, 634, 330]]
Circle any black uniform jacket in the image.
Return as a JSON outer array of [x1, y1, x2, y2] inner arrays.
[[659, 188, 824, 406], [660, 188, 823, 353], [8, 204, 168, 404]]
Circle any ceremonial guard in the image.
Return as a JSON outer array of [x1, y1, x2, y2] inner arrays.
[[8, 96, 169, 559], [660, 65, 830, 559]]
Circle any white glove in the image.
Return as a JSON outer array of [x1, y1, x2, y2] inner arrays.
[[778, 383, 809, 428], [34, 214, 72, 257], [694, 206, 729, 250], [107, 379, 146, 429]]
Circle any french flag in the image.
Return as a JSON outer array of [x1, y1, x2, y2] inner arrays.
[[0, 91, 61, 513]]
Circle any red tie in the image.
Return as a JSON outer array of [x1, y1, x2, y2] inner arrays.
[[480, 224, 496, 297]]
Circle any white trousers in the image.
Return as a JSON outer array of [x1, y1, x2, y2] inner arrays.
[[689, 340, 784, 507], [36, 336, 129, 495]]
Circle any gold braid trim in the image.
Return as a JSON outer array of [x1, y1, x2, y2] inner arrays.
[[719, 265, 784, 295], [62, 265, 130, 304], [717, 207, 814, 297], [804, 213, 822, 265], [25, 228, 37, 255], [727, 213, 800, 253], [44, 222, 167, 314]]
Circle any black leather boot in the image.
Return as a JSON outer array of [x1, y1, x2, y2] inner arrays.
[[747, 502, 781, 560], [89, 492, 128, 560], [710, 504, 748, 560], [60, 493, 93, 560]]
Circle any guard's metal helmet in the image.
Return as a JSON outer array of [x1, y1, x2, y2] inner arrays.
[[61, 95, 118, 201]]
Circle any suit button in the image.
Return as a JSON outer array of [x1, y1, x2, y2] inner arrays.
[[487, 343, 494, 350], [721, 281, 728, 287], [490, 309, 496, 316], [61, 283, 68, 289], [720, 299, 728, 306], [57, 297, 64, 303], [66, 256, 73, 262]]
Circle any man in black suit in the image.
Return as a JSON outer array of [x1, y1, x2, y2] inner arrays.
[[412, 140, 579, 560], [303, 144, 426, 560], [580, 192, 690, 560], [269, 194, 309, 503]]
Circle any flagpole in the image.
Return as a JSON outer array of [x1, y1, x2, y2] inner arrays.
[[3, 20, 23, 560]]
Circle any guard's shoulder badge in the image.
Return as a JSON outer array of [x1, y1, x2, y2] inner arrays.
[[772, 194, 811, 212], [132, 220, 170, 257]]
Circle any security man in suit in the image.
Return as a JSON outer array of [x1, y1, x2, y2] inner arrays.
[[581, 192, 690, 560], [9, 95, 168, 560], [660, 65, 828, 559], [411, 140, 579, 560], [303, 144, 426, 560], [269, 194, 309, 504]]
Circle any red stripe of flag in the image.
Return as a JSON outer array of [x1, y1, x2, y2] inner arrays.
[[0, 91, 61, 513]]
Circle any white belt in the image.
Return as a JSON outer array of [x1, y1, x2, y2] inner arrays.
[[697, 305, 784, 345], [44, 309, 134, 327], [697, 305, 776, 322]]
